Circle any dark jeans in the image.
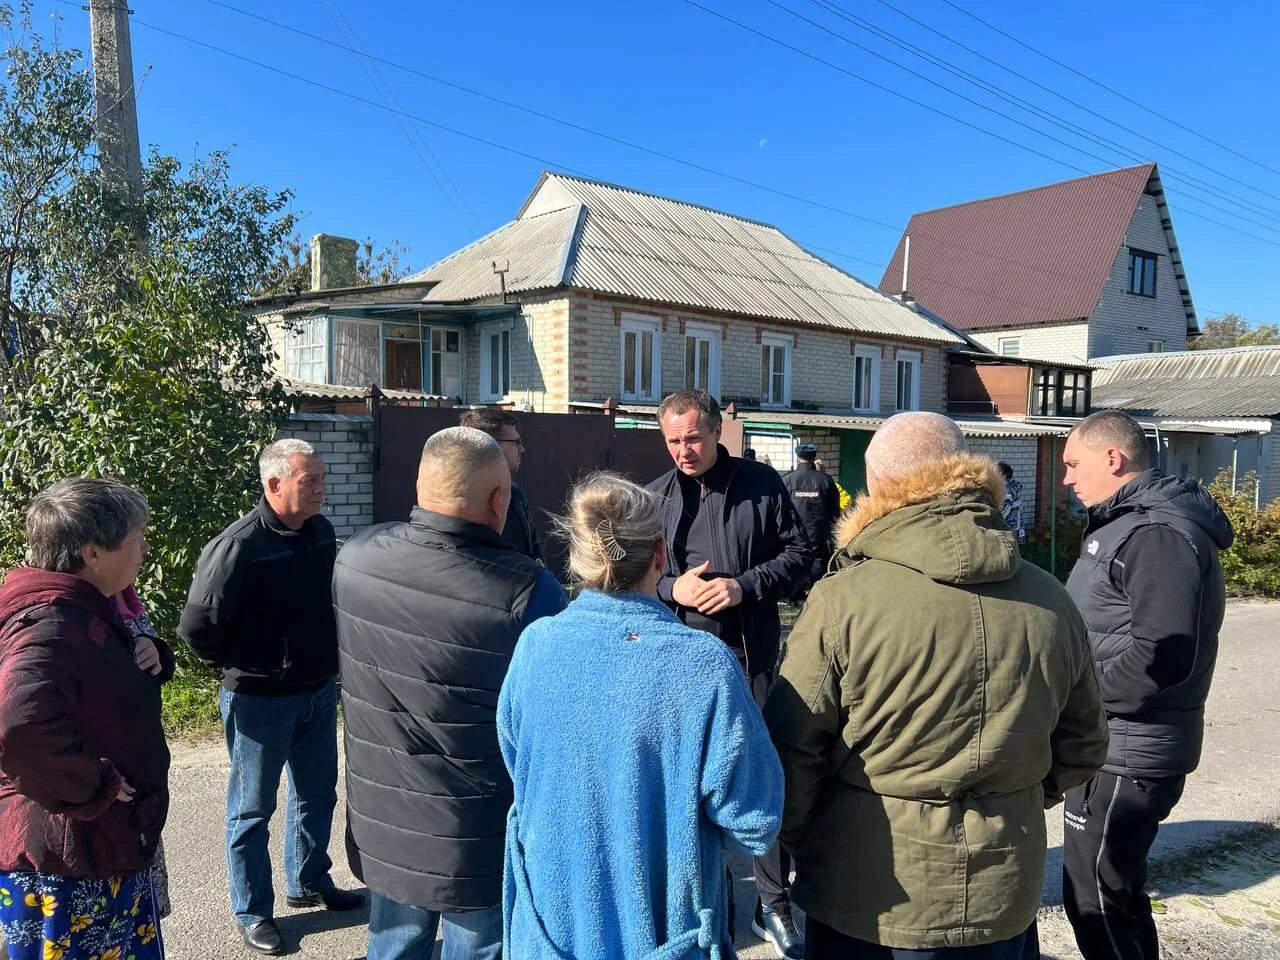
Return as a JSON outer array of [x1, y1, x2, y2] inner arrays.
[[366, 893, 501, 960], [1063, 771, 1185, 960], [805, 917, 1040, 959], [220, 681, 339, 925], [746, 666, 792, 912]]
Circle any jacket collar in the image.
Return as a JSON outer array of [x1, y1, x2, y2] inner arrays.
[[571, 589, 678, 622], [0, 567, 120, 627], [256, 496, 315, 538], [409, 505, 512, 550]]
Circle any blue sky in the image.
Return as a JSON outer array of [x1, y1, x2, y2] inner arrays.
[[30, 0, 1280, 323]]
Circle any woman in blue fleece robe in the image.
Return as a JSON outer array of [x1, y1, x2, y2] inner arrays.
[[498, 472, 784, 960]]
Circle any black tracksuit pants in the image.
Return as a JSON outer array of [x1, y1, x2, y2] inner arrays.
[[1063, 771, 1185, 960]]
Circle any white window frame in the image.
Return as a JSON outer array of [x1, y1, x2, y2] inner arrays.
[[895, 349, 921, 412], [479, 321, 513, 401], [620, 314, 662, 403], [1146, 339, 1164, 353], [285, 316, 328, 383], [999, 337, 1021, 358], [430, 326, 464, 399], [852, 344, 881, 413], [760, 332, 792, 407], [683, 321, 721, 398]]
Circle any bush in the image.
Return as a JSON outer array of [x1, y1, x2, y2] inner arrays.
[[1022, 508, 1086, 582], [1208, 471, 1280, 598]]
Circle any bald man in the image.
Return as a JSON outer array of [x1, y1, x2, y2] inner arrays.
[[764, 412, 1107, 960], [333, 427, 566, 960]]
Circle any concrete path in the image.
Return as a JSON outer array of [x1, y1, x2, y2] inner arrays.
[[160, 601, 1280, 959]]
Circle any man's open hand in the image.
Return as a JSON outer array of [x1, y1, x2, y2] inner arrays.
[[689, 577, 743, 615], [672, 561, 711, 607]]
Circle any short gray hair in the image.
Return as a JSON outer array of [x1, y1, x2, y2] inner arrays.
[[865, 412, 967, 483], [1069, 410, 1151, 469], [419, 426, 507, 501], [260, 438, 319, 485], [25, 477, 150, 574]]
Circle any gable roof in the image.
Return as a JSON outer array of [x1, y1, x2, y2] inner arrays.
[[878, 163, 1196, 335], [409, 172, 963, 345], [1092, 346, 1280, 418]]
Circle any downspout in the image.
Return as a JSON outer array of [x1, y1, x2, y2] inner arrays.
[[1231, 438, 1239, 493], [1050, 435, 1058, 578]]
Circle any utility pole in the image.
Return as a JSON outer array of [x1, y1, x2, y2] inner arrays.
[[88, 0, 145, 241]]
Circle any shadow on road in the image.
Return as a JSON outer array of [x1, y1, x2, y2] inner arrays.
[[276, 887, 371, 955]]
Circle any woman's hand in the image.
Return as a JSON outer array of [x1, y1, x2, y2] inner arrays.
[[133, 637, 162, 676], [116, 776, 135, 803]]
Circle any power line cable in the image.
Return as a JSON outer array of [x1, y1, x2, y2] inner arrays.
[[684, 0, 1280, 241], [935, 0, 1280, 179], [802, 0, 1280, 217]]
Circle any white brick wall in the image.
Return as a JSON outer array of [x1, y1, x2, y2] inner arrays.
[[965, 436, 1038, 525], [970, 322, 1089, 365], [275, 413, 374, 540]]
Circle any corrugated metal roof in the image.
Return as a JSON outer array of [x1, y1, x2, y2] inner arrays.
[[878, 164, 1195, 334], [409, 173, 962, 345], [1092, 347, 1280, 418], [281, 379, 450, 402]]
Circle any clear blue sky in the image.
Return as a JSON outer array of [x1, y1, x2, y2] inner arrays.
[[31, 0, 1280, 324]]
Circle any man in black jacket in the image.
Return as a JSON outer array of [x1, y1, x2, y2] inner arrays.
[[1061, 410, 1234, 960], [459, 408, 543, 563], [180, 439, 362, 956], [333, 426, 566, 960], [647, 389, 813, 960], [782, 443, 841, 593]]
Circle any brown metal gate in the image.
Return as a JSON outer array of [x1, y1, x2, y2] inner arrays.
[[372, 399, 675, 579]]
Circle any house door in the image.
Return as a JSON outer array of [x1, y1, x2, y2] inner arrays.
[[839, 431, 872, 496], [385, 339, 423, 391]]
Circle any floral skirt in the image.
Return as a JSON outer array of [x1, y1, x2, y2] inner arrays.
[[0, 867, 163, 960]]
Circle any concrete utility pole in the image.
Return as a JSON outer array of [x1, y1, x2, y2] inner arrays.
[[88, 0, 145, 230]]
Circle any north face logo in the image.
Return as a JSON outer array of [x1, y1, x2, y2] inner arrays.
[[1087, 540, 1100, 556]]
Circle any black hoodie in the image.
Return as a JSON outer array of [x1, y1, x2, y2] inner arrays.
[[1066, 469, 1234, 779]]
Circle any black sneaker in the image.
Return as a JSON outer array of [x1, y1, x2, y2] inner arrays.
[[751, 901, 804, 959]]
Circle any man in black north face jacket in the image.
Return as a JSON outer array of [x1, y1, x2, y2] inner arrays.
[[1061, 411, 1233, 960], [333, 427, 565, 958]]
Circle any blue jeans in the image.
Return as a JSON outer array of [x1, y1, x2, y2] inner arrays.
[[220, 681, 339, 925], [367, 893, 502, 960]]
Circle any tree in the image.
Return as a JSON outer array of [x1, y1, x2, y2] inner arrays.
[[0, 4, 295, 728], [1189, 313, 1280, 350], [258, 233, 415, 296]]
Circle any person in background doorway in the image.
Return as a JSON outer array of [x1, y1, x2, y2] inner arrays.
[[782, 444, 841, 593], [648, 389, 813, 959], [1061, 410, 1233, 960], [459, 409, 544, 563], [499, 472, 782, 959], [996, 461, 1025, 544]]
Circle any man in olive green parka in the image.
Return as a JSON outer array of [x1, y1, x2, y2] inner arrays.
[[764, 413, 1108, 958]]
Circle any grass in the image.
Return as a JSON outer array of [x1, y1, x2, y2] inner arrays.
[[161, 667, 222, 741]]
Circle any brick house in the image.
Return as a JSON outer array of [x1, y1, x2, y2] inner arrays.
[[878, 163, 1198, 363]]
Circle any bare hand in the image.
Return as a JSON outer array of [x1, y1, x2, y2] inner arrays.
[[671, 561, 712, 607], [116, 777, 135, 803], [133, 637, 162, 676], [689, 577, 744, 616]]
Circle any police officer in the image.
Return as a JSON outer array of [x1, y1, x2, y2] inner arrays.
[[782, 444, 840, 593]]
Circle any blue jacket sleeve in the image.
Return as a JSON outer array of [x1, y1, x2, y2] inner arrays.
[[700, 652, 784, 857], [523, 571, 568, 626]]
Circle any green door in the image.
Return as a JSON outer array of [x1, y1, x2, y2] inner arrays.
[[838, 430, 873, 496]]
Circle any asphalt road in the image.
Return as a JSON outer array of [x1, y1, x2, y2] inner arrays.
[[159, 600, 1280, 960]]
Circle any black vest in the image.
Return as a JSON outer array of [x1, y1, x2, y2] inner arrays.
[[1066, 472, 1229, 778]]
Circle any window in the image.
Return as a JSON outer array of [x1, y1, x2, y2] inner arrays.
[[684, 322, 720, 397], [285, 316, 327, 383], [999, 337, 1021, 358], [1033, 367, 1091, 416], [852, 344, 880, 413], [895, 350, 921, 411], [620, 315, 661, 402], [432, 328, 463, 398], [479, 324, 510, 400], [1146, 339, 1164, 353], [760, 333, 792, 406], [332, 319, 379, 386], [1127, 249, 1158, 297]]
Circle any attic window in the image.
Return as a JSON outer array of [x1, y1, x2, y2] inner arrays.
[[1127, 249, 1157, 298]]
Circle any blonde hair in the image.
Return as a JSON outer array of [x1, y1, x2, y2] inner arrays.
[[558, 472, 664, 592]]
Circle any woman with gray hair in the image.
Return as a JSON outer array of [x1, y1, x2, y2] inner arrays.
[[498, 472, 784, 959], [0, 477, 174, 960]]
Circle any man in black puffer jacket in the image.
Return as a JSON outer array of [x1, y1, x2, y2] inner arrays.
[[333, 426, 565, 960], [1061, 410, 1233, 960]]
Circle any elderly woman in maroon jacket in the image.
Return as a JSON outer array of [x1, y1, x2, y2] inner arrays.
[[0, 477, 173, 960]]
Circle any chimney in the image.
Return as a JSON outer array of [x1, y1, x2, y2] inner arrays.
[[310, 233, 359, 291]]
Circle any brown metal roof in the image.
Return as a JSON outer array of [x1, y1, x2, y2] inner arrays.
[[879, 164, 1156, 332]]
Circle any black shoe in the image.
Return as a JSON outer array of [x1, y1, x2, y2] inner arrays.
[[751, 902, 804, 960], [285, 887, 365, 911], [238, 919, 285, 955]]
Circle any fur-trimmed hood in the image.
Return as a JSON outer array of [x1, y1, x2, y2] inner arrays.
[[832, 453, 1019, 585]]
